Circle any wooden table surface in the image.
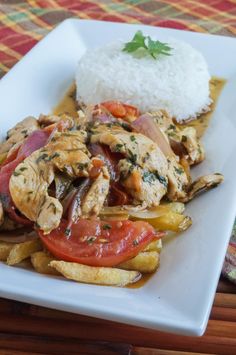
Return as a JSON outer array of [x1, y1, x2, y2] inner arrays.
[[0, 276, 235, 355]]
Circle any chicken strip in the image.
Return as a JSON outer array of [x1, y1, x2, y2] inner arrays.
[[150, 110, 205, 165], [166, 157, 190, 201], [48, 131, 90, 177], [0, 116, 39, 156], [9, 131, 91, 234], [81, 166, 110, 217], [91, 127, 168, 206]]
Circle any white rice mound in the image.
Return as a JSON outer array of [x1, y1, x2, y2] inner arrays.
[[75, 38, 211, 122]]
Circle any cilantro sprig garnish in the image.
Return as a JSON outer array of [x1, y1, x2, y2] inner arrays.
[[123, 30, 172, 59]]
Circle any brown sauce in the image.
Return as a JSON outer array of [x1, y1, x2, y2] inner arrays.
[[53, 82, 77, 118], [53, 77, 226, 139], [53, 77, 226, 289]]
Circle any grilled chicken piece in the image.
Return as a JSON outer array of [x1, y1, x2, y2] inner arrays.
[[0, 117, 39, 156], [48, 131, 90, 177], [81, 166, 110, 217], [91, 127, 168, 206], [130, 114, 193, 201], [166, 157, 189, 201], [91, 127, 168, 174], [0, 200, 4, 226], [150, 110, 205, 165], [9, 131, 92, 234], [38, 111, 90, 132], [9, 149, 62, 233], [118, 161, 167, 206], [179, 126, 205, 165]]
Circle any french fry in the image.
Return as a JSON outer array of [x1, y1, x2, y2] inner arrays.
[[50, 260, 141, 286], [149, 212, 192, 232], [7, 239, 42, 266], [0, 242, 15, 261], [31, 251, 59, 275], [119, 251, 160, 273], [131, 210, 192, 232], [144, 239, 162, 253]]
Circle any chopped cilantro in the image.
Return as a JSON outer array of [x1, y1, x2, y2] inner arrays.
[[143, 171, 167, 186], [143, 171, 156, 184], [78, 162, 89, 170], [21, 129, 28, 137], [49, 152, 60, 160], [87, 236, 97, 244], [115, 143, 123, 152], [65, 228, 71, 237], [102, 224, 112, 230], [36, 153, 49, 164], [174, 166, 184, 175], [168, 124, 176, 131], [128, 149, 137, 164], [130, 135, 136, 142]]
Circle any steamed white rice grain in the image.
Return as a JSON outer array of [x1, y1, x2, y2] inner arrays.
[[75, 38, 211, 122]]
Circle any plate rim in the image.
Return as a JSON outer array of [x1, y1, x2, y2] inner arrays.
[[0, 18, 236, 337]]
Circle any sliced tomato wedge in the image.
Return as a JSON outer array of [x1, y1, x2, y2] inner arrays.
[[101, 101, 139, 121], [38, 219, 163, 267]]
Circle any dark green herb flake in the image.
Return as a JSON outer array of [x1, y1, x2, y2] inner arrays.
[[65, 228, 71, 237], [102, 224, 112, 230], [78, 162, 89, 171], [128, 149, 137, 164], [168, 124, 176, 131], [115, 143, 123, 152], [13, 171, 21, 177], [36, 153, 49, 164], [130, 135, 136, 142], [49, 152, 60, 160], [87, 236, 97, 244], [174, 166, 184, 175]]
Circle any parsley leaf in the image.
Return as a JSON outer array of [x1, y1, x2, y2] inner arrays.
[[123, 31, 172, 60], [123, 31, 147, 53], [147, 36, 172, 59]]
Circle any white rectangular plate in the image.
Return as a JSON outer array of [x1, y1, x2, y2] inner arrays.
[[0, 19, 236, 336]]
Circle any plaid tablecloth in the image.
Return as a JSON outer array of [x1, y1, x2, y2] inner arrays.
[[0, 0, 236, 282]]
